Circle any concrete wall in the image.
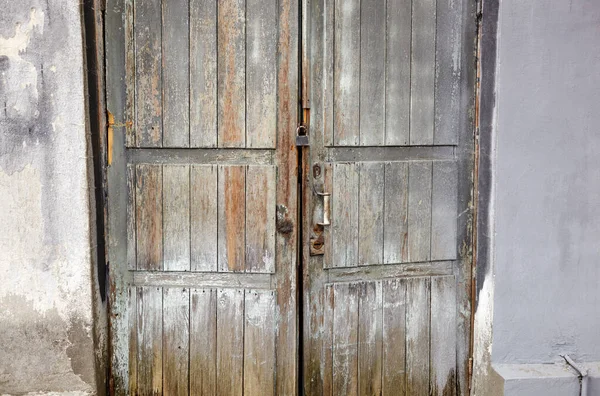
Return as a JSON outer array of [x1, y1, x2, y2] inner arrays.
[[0, 1, 101, 394], [473, 0, 600, 394]]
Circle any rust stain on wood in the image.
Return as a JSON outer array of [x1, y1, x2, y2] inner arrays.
[[224, 166, 245, 271]]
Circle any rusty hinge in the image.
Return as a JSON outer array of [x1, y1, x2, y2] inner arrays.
[[106, 110, 133, 166], [296, 123, 309, 147]]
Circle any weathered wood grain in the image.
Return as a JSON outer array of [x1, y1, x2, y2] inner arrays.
[[136, 164, 163, 270], [133, 271, 271, 289], [163, 287, 190, 396], [190, 288, 217, 395], [406, 277, 431, 395], [217, 288, 244, 396], [385, 0, 412, 145], [328, 261, 454, 283], [323, 0, 335, 147], [124, 0, 135, 147], [162, 0, 190, 147], [218, 0, 246, 148], [360, 0, 386, 146], [383, 162, 409, 264], [243, 290, 276, 396], [332, 163, 359, 268], [322, 284, 334, 396], [358, 162, 384, 265], [137, 286, 162, 394], [408, 161, 432, 262], [323, 163, 333, 269], [431, 276, 457, 396], [218, 166, 246, 272], [410, 0, 437, 145], [245, 166, 276, 273], [247, 0, 277, 148], [128, 286, 137, 395], [127, 164, 136, 270], [332, 282, 359, 396], [134, 0, 162, 147], [163, 165, 191, 271], [431, 161, 458, 260], [358, 281, 383, 396], [382, 278, 406, 396], [191, 165, 218, 271], [190, 0, 218, 147], [333, 0, 360, 146]]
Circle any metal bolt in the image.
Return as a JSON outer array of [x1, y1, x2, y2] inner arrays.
[[313, 164, 322, 178]]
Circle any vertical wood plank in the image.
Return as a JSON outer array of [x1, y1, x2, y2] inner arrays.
[[246, 0, 277, 148], [218, 0, 246, 148], [409, 0, 436, 145], [334, 0, 360, 146], [434, 0, 462, 145], [218, 166, 246, 272], [431, 161, 458, 260], [408, 161, 432, 262], [323, 163, 334, 269], [245, 166, 276, 273], [323, 0, 335, 146], [163, 287, 190, 396], [190, 289, 217, 395], [332, 283, 359, 396], [162, 0, 190, 147], [127, 164, 136, 270], [134, 0, 162, 147], [358, 281, 383, 396], [383, 162, 409, 264], [430, 276, 457, 396], [382, 279, 406, 396], [322, 284, 334, 396], [190, 0, 218, 147], [360, 0, 386, 146], [217, 288, 245, 396], [332, 163, 359, 268], [137, 286, 163, 394], [124, 0, 136, 147], [128, 286, 137, 394], [385, 0, 412, 145], [243, 290, 276, 396], [163, 165, 191, 271], [406, 277, 431, 395], [136, 164, 163, 270], [191, 165, 218, 272], [358, 162, 384, 265]]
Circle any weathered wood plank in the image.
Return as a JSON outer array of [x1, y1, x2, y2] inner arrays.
[[218, 0, 246, 148], [162, 0, 190, 147], [163, 165, 191, 271], [129, 148, 274, 166], [431, 161, 458, 260], [323, 163, 333, 269], [360, 0, 386, 146], [358, 281, 383, 396], [328, 261, 454, 283], [127, 164, 136, 270], [383, 162, 409, 264], [358, 162, 384, 265], [246, 0, 277, 148], [332, 163, 359, 268], [406, 277, 431, 395], [434, 0, 462, 145], [218, 166, 246, 272], [382, 279, 406, 396], [408, 161, 432, 262], [133, 271, 271, 289], [430, 276, 457, 396], [323, 0, 335, 146], [217, 288, 245, 396], [137, 286, 163, 394], [191, 165, 218, 271], [124, 0, 135, 147], [327, 146, 455, 163], [322, 284, 334, 396], [163, 287, 190, 396], [245, 166, 276, 273], [410, 0, 436, 145], [385, 0, 412, 145], [243, 290, 276, 396], [190, 0, 218, 147], [190, 288, 217, 395], [136, 164, 163, 270], [128, 286, 137, 394], [333, 0, 360, 146], [134, 0, 162, 147], [332, 283, 359, 396]]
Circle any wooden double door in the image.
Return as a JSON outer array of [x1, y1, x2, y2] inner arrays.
[[105, 0, 475, 394]]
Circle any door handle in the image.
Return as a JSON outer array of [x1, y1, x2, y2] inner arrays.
[[316, 191, 331, 226]]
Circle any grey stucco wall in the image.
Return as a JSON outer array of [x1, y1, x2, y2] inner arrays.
[[0, 1, 99, 394]]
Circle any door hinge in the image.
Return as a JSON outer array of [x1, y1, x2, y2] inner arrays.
[[296, 123, 309, 147]]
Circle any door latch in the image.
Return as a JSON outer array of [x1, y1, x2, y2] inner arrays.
[[295, 124, 309, 146]]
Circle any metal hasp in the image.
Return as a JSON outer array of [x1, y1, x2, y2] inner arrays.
[[296, 123, 309, 146]]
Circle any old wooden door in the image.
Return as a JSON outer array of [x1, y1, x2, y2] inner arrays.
[[105, 0, 298, 394], [301, 0, 476, 395]]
